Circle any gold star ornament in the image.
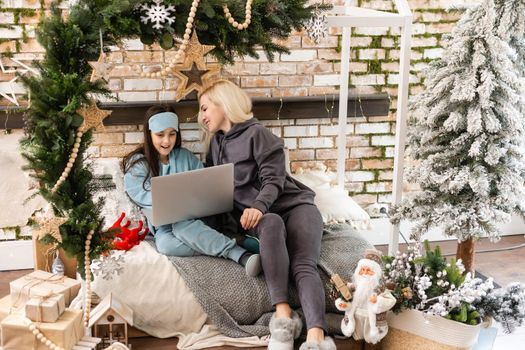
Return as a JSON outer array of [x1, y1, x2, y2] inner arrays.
[[77, 100, 112, 132], [34, 215, 67, 243], [172, 31, 221, 101]]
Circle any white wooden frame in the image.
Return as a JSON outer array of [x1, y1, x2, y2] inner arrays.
[[326, 0, 412, 255]]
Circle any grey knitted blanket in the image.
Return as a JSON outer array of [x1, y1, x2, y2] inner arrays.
[[147, 223, 372, 338]]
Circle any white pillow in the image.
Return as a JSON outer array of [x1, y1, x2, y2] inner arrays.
[[292, 169, 370, 229]]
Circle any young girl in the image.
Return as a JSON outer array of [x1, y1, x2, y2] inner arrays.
[[122, 105, 261, 277], [199, 81, 335, 350]]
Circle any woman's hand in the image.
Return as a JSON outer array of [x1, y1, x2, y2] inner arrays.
[[240, 208, 263, 230]]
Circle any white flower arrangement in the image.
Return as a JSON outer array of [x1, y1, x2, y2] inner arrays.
[[382, 241, 525, 332]]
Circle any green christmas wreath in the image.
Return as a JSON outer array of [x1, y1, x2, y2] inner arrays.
[[19, 0, 328, 277]]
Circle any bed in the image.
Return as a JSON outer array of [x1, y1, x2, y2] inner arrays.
[[90, 159, 373, 349]]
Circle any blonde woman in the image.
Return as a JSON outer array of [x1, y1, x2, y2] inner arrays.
[[198, 80, 335, 350]]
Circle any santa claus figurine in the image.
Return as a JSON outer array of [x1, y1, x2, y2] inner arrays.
[[334, 249, 396, 344]]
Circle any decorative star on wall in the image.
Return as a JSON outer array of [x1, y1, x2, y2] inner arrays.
[[77, 100, 112, 132], [172, 31, 220, 101], [88, 52, 113, 82], [0, 56, 17, 74], [0, 56, 39, 105], [0, 75, 20, 105], [10, 58, 40, 75]]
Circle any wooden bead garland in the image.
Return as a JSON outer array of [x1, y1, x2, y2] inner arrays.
[[223, 0, 252, 30], [142, 0, 201, 78], [51, 131, 82, 193], [27, 322, 65, 350], [83, 229, 95, 328]]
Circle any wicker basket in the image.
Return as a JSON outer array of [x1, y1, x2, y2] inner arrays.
[[382, 309, 481, 350]]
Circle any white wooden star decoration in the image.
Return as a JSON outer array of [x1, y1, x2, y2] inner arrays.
[[88, 52, 113, 82], [0, 75, 21, 106], [0, 56, 40, 105]]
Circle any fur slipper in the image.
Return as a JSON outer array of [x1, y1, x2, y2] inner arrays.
[[268, 311, 303, 350], [298, 336, 336, 350]]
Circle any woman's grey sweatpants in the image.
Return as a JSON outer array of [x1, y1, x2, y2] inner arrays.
[[248, 204, 325, 331]]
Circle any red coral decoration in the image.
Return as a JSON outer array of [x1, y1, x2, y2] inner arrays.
[[110, 212, 149, 251]]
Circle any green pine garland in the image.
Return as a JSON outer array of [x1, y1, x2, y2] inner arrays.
[[20, 0, 327, 277]]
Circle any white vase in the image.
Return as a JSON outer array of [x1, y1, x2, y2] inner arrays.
[[382, 309, 481, 350]]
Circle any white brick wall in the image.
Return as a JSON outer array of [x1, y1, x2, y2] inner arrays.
[[181, 130, 201, 142], [298, 137, 334, 149], [320, 124, 355, 136], [351, 74, 385, 86], [260, 63, 296, 75], [284, 126, 318, 137], [313, 74, 340, 86], [0, 27, 23, 39], [371, 135, 396, 146], [359, 49, 386, 60], [280, 50, 317, 62], [124, 132, 143, 144], [123, 79, 163, 91], [378, 193, 393, 203], [0, 13, 15, 23], [117, 91, 157, 101], [387, 73, 420, 85], [355, 123, 390, 134], [424, 48, 444, 59], [283, 138, 298, 150], [366, 182, 389, 193], [121, 38, 145, 51], [346, 171, 375, 182]]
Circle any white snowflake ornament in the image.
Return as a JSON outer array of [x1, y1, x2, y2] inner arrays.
[[305, 9, 328, 44], [91, 250, 126, 280], [140, 0, 176, 30]]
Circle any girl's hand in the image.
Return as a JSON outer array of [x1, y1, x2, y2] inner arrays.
[[240, 208, 263, 230]]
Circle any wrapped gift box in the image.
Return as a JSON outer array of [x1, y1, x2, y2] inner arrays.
[[0, 295, 24, 324], [0, 295, 12, 324], [10, 270, 81, 307], [1, 309, 83, 350], [25, 293, 66, 323]]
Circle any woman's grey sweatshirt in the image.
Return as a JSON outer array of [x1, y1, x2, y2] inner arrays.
[[205, 118, 315, 214]]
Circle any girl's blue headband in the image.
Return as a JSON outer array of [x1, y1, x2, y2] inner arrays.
[[148, 112, 179, 132]]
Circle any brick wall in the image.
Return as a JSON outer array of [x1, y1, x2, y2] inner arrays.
[[0, 0, 470, 208]]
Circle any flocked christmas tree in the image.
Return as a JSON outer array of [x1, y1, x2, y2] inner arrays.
[[494, 0, 525, 77], [391, 0, 525, 274]]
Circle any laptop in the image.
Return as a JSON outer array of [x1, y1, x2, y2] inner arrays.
[[142, 163, 234, 226]]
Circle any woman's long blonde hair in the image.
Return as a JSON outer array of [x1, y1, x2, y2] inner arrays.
[[198, 79, 254, 148]]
